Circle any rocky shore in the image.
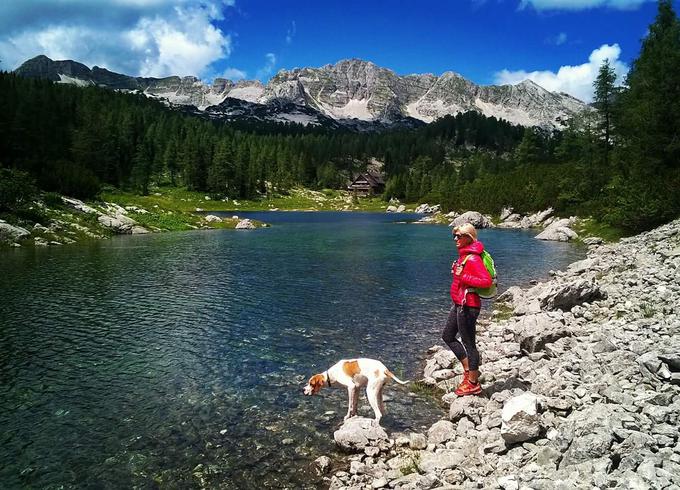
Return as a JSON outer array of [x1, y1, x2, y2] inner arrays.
[[321, 218, 680, 489], [0, 196, 267, 248], [410, 205, 584, 243]]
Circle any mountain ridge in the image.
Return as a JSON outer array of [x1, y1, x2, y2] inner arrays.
[[14, 55, 587, 129]]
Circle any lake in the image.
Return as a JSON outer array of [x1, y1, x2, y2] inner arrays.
[[0, 212, 585, 488]]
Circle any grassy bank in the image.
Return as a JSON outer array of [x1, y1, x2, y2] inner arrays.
[[0, 188, 271, 248], [573, 217, 626, 243], [101, 186, 392, 213]]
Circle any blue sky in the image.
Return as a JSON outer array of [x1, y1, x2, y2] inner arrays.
[[0, 0, 670, 101]]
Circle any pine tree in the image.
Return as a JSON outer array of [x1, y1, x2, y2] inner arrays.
[[593, 59, 617, 167], [131, 141, 152, 195], [604, 0, 680, 230], [620, 0, 680, 170], [514, 128, 543, 166]]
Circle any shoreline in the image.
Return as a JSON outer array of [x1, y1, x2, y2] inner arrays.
[[322, 218, 680, 489], [2, 189, 609, 250]]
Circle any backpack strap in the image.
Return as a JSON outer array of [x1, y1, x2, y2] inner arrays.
[[460, 254, 479, 299]]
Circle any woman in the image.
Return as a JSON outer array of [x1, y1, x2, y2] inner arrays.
[[442, 223, 492, 396]]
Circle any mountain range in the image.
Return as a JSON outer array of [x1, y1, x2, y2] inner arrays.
[[14, 55, 587, 130]]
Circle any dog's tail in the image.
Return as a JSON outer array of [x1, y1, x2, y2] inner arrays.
[[385, 369, 410, 385]]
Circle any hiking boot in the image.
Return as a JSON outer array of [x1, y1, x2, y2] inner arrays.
[[455, 378, 482, 396], [454, 370, 469, 392]]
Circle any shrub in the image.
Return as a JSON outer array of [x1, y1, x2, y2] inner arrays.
[[0, 167, 38, 212], [43, 192, 64, 208], [40, 160, 101, 199]]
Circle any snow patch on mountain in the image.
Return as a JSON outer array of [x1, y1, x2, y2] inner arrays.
[[474, 98, 538, 127], [320, 98, 373, 120], [226, 85, 264, 103], [57, 74, 93, 87]]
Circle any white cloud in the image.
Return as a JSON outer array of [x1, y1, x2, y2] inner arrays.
[[494, 43, 628, 102], [220, 67, 247, 80], [555, 32, 568, 45], [0, 1, 234, 77], [256, 53, 276, 80], [285, 21, 296, 45], [520, 0, 652, 10]]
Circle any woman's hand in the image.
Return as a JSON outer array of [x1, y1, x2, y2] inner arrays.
[[454, 264, 463, 276]]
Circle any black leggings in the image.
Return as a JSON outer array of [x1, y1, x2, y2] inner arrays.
[[442, 304, 481, 370]]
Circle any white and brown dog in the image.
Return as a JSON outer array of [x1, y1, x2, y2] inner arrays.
[[303, 358, 409, 424]]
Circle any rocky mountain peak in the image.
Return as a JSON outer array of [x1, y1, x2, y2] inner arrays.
[[14, 55, 588, 129]]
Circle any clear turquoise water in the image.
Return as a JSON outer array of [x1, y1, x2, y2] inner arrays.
[[0, 212, 585, 488]]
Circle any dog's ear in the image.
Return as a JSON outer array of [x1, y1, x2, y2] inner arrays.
[[310, 374, 325, 394]]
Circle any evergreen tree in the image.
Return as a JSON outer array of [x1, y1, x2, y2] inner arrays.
[[605, 0, 680, 230], [514, 128, 543, 165], [593, 59, 617, 167], [619, 0, 680, 170], [131, 141, 152, 195]]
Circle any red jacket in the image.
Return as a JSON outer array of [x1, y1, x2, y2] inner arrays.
[[450, 241, 493, 308]]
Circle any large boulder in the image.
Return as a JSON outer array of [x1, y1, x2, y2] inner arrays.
[[235, 219, 256, 230], [520, 208, 554, 228], [0, 220, 30, 241], [97, 214, 136, 233], [499, 207, 514, 221], [558, 404, 622, 468], [535, 218, 579, 242], [62, 196, 100, 215], [540, 280, 606, 311], [451, 211, 493, 229], [204, 214, 223, 223], [497, 212, 523, 229], [505, 313, 571, 353], [333, 417, 389, 452], [501, 392, 541, 444]]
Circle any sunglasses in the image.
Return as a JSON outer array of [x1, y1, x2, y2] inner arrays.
[[453, 234, 470, 240]]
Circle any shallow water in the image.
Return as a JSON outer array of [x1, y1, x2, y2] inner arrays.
[[0, 212, 585, 488]]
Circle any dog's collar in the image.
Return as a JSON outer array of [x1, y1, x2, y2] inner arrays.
[[325, 371, 331, 387]]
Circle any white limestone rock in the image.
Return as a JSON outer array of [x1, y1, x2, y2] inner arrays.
[[0, 220, 30, 241], [204, 214, 223, 223], [235, 219, 256, 230], [333, 417, 389, 452], [451, 211, 493, 229], [501, 392, 541, 444], [535, 218, 578, 242], [427, 420, 457, 445]]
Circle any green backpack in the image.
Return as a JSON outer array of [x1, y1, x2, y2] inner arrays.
[[461, 250, 498, 299]]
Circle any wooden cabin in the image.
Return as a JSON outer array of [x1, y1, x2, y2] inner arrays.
[[347, 172, 385, 196]]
